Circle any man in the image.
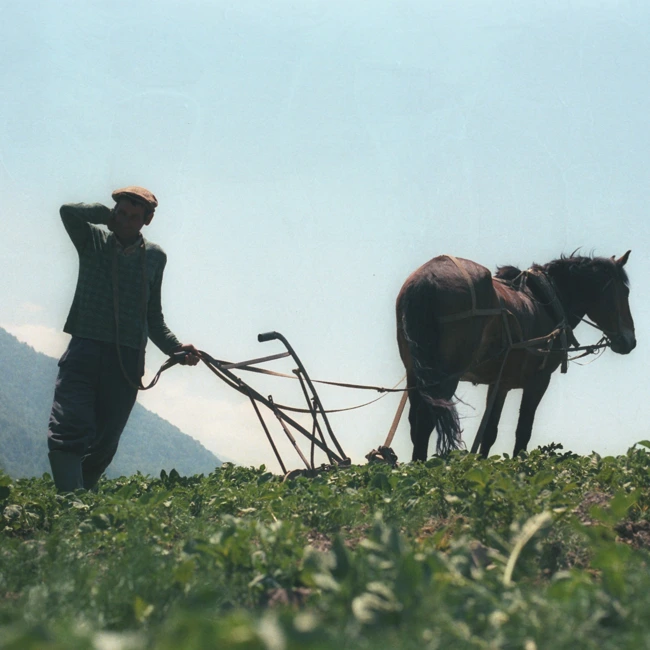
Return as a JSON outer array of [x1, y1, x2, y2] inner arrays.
[[47, 186, 199, 491]]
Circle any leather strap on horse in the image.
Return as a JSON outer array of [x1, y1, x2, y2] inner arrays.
[[438, 255, 503, 323], [520, 269, 578, 373], [437, 258, 578, 374]]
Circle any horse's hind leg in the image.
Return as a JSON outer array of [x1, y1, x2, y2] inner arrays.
[[409, 377, 460, 461], [409, 390, 434, 462], [513, 372, 551, 457]]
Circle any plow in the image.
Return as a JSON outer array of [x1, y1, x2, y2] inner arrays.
[[147, 330, 403, 479]]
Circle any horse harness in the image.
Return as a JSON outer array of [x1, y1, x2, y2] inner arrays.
[[439, 255, 577, 375], [432, 255, 612, 454]]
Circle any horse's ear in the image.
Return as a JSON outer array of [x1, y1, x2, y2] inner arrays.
[[615, 250, 631, 267]]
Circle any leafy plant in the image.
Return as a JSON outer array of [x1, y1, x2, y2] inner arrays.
[[1, 445, 650, 648]]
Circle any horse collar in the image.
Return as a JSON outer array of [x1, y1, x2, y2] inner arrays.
[[523, 269, 580, 351]]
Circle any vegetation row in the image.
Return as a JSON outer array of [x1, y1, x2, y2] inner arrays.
[[2, 443, 650, 649]]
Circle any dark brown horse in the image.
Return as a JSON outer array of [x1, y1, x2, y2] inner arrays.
[[396, 252, 635, 461]]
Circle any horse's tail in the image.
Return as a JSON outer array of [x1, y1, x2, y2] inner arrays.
[[397, 283, 463, 456]]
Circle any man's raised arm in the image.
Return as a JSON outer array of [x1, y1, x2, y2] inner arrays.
[[60, 203, 112, 251]]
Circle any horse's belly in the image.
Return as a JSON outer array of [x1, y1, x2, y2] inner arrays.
[[461, 363, 507, 387], [455, 317, 506, 385], [460, 349, 562, 388]]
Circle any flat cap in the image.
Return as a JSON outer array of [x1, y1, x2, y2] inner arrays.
[[111, 186, 158, 210]]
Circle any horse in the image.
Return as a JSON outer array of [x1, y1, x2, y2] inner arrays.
[[396, 252, 635, 461]]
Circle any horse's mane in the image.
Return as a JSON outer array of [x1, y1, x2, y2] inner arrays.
[[495, 254, 629, 302], [532, 254, 629, 286], [495, 265, 523, 282]]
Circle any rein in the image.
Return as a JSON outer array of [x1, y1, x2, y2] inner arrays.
[[131, 309, 610, 419], [564, 316, 611, 362], [114, 252, 611, 420], [138, 320, 609, 419]]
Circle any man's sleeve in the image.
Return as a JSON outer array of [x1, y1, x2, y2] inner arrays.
[[60, 203, 112, 252], [147, 257, 182, 355]]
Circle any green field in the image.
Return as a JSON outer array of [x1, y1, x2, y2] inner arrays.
[[2, 443, 650, 649]]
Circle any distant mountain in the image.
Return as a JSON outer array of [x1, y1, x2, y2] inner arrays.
[[0, 328, 222, 478]]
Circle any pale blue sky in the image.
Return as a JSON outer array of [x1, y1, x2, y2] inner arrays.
[[2, 1, 649, 470]]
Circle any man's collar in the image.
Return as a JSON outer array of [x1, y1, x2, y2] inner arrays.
[[112, 233, 145, 255]]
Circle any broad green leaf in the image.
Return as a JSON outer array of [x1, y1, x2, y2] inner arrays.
[[173, 559, 196, 586], [134, 596, 154, 623]]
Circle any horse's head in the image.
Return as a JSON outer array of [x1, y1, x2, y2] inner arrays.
[[583, 251, 636, 354]]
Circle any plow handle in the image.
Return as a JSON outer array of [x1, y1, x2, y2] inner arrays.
[[258, 331, 281, 343]]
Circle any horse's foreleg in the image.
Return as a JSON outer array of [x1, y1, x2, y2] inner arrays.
[[478, 385, 509, 458], [513, 372, 551, 456]]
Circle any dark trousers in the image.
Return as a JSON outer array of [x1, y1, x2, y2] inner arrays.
[[48, 337, 142, 488]]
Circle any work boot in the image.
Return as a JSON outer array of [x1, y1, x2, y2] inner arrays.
[[48, 451, 84, 492]]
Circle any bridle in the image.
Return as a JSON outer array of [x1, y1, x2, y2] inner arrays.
[[512, 267, 616, 366], [571, 274, 627, 346]]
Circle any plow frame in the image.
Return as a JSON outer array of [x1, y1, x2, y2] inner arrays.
[[193, 331, 351, 475]]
